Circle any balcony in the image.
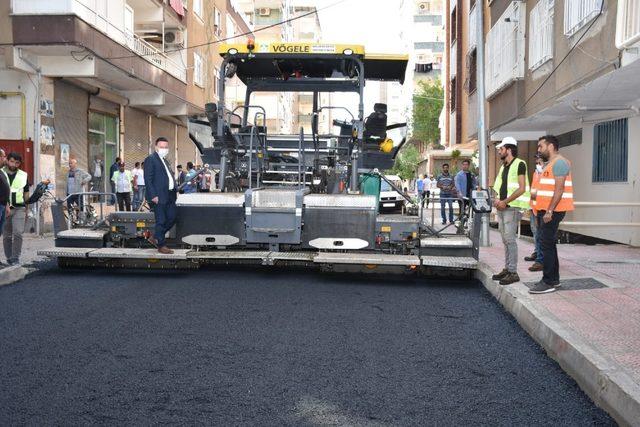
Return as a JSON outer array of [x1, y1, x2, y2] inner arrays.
[[616, 0, 640, 49], [485, 1, 525, 99], [564, 0, 603, 37], [11, 0, 187, 82]]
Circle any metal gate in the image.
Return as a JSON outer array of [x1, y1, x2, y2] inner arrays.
[[54, 80, 89, 196], [123, 107, 150, 166]]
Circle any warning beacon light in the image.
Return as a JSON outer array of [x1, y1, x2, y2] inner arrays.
[[247, 37, 255, 52]]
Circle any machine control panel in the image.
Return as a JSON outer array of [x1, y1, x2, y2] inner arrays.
[[471, 189, 492, 214]]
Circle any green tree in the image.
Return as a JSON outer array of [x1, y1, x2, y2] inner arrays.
[[412, 79, 444, 147], [388, 144, 420, 180]]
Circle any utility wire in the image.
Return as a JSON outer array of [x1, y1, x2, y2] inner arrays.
[[106, 0, 349, 61], [519, 1, 605, 113]]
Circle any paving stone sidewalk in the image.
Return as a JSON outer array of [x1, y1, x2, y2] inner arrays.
[[480, 229, 640, 424]]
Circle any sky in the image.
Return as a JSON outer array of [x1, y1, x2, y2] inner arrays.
[[314, 0, 406, 54], [311, 0, 410, 126]]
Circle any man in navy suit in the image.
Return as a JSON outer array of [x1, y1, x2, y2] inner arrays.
[[144, 137, 177, 254]]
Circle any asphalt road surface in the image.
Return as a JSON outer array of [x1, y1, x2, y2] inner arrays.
[[0, 264, 614, 425]]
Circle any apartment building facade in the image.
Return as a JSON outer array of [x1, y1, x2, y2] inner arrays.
[[0, 0, 256, 230], [480, 0, 639, 246], [237, 0, 294, 134]]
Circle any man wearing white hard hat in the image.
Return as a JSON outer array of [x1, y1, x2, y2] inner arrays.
[[491, 137, 530, 286]]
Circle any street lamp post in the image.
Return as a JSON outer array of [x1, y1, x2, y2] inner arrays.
[[476, 2, 490, 246]]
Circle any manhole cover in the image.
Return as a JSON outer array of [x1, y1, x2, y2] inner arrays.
[[524, 278, 607, 291]]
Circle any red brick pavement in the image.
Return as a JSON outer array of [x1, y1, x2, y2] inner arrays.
[[480, 229, 640, 386]]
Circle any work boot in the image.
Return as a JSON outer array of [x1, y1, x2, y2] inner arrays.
[[157, 246, 174, 255], [499, 272, 520, 286], [492, 269, 509, 281], [524, 252, 537, 262], [528, 262, 544, 272]]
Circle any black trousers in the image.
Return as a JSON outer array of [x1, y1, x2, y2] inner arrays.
[[152, 197, 177, 247], [536, 210, 566, 285], [116, 192, 132, 211]]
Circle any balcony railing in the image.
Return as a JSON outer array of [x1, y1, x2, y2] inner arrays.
[[468, 4, 477, 52], [529, 0, 554, 70], [616, 0, 640, 49], [485, 1, 525, 99], [450, 40, 457, 77], [12, 0, 187, 83], [124, 32, 187, 82], [564, 0, 602, 37]]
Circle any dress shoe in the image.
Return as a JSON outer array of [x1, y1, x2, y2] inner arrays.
[[157, 246, 174, 254], [524, 252, 537, 262]]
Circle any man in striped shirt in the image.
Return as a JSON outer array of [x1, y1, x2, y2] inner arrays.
[[437, 164, 456, 225]]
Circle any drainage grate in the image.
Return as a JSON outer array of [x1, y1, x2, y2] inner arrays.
[[524, 278, 608, 291]]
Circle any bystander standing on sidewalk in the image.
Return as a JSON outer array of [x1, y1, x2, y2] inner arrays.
[[526, 154, 545, 272], [454, 159, 478, 218], [437, 164, 456, 225], [415, 174, 424, 203], [112, 162, 133, 211], [132, 162, 146, 211], [528, 135, 574, 294], [422, 174, 431, 207], [491, 137, 530, 285], [66, 158, 92, 210], [0, 150, 10, 242], [3, 152, 30, 265], [108, 157, 120, 205]]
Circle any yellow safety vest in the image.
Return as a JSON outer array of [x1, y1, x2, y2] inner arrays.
[[493, 158, 530, 210], [4, 168, 28, 206]]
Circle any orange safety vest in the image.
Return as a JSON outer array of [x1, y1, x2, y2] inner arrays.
[[530, 170, 541, 213], [534, 156, 574, 212]]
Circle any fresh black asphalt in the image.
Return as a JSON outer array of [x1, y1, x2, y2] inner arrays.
[[0, 264, 614, 425]]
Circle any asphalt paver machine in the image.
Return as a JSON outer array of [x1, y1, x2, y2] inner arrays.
[[40, 42, 491, 275]]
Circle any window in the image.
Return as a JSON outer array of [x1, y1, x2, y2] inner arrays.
[[593, 118, 628, 183], [485, 1, 526, 98], [414, 14, 442, 25], [450, 77, 457, 112], [213, 67, 220, 97], [467, 49, 477, 94], [529, 0, 554, 70], [450, 6, 457, 44], [226, 14, 235, 39], [213, 8, 222, 37], [468, 3, 477, 51], [557, 128, 582, 148], [564, 0, 602, 37], [193, 52, 204, 87], [414, 42, 444, 51], [192, 0, 203, 20]]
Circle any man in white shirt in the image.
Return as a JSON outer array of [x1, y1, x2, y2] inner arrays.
[[111, 162, 133, 211], [131, 161, 146, 211], [422, 175, 432, 207]]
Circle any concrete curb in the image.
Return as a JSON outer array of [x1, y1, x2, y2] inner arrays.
[[0, 265, 28, 287], [476, 263, 640, 427]]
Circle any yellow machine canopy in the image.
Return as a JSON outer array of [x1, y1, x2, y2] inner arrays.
[[219, 42, 409, 85]]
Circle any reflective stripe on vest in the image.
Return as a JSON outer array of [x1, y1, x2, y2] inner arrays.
[[492, 158, 531, 210], [6, 169, 28, 206], [534, 156, 574, 212]]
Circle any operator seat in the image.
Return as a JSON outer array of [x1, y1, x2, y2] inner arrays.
[[363, 103, 388, 143]]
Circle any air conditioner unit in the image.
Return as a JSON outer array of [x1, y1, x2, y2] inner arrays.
[[258, 7, 271, 16], [164, 29, 185, 47]]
